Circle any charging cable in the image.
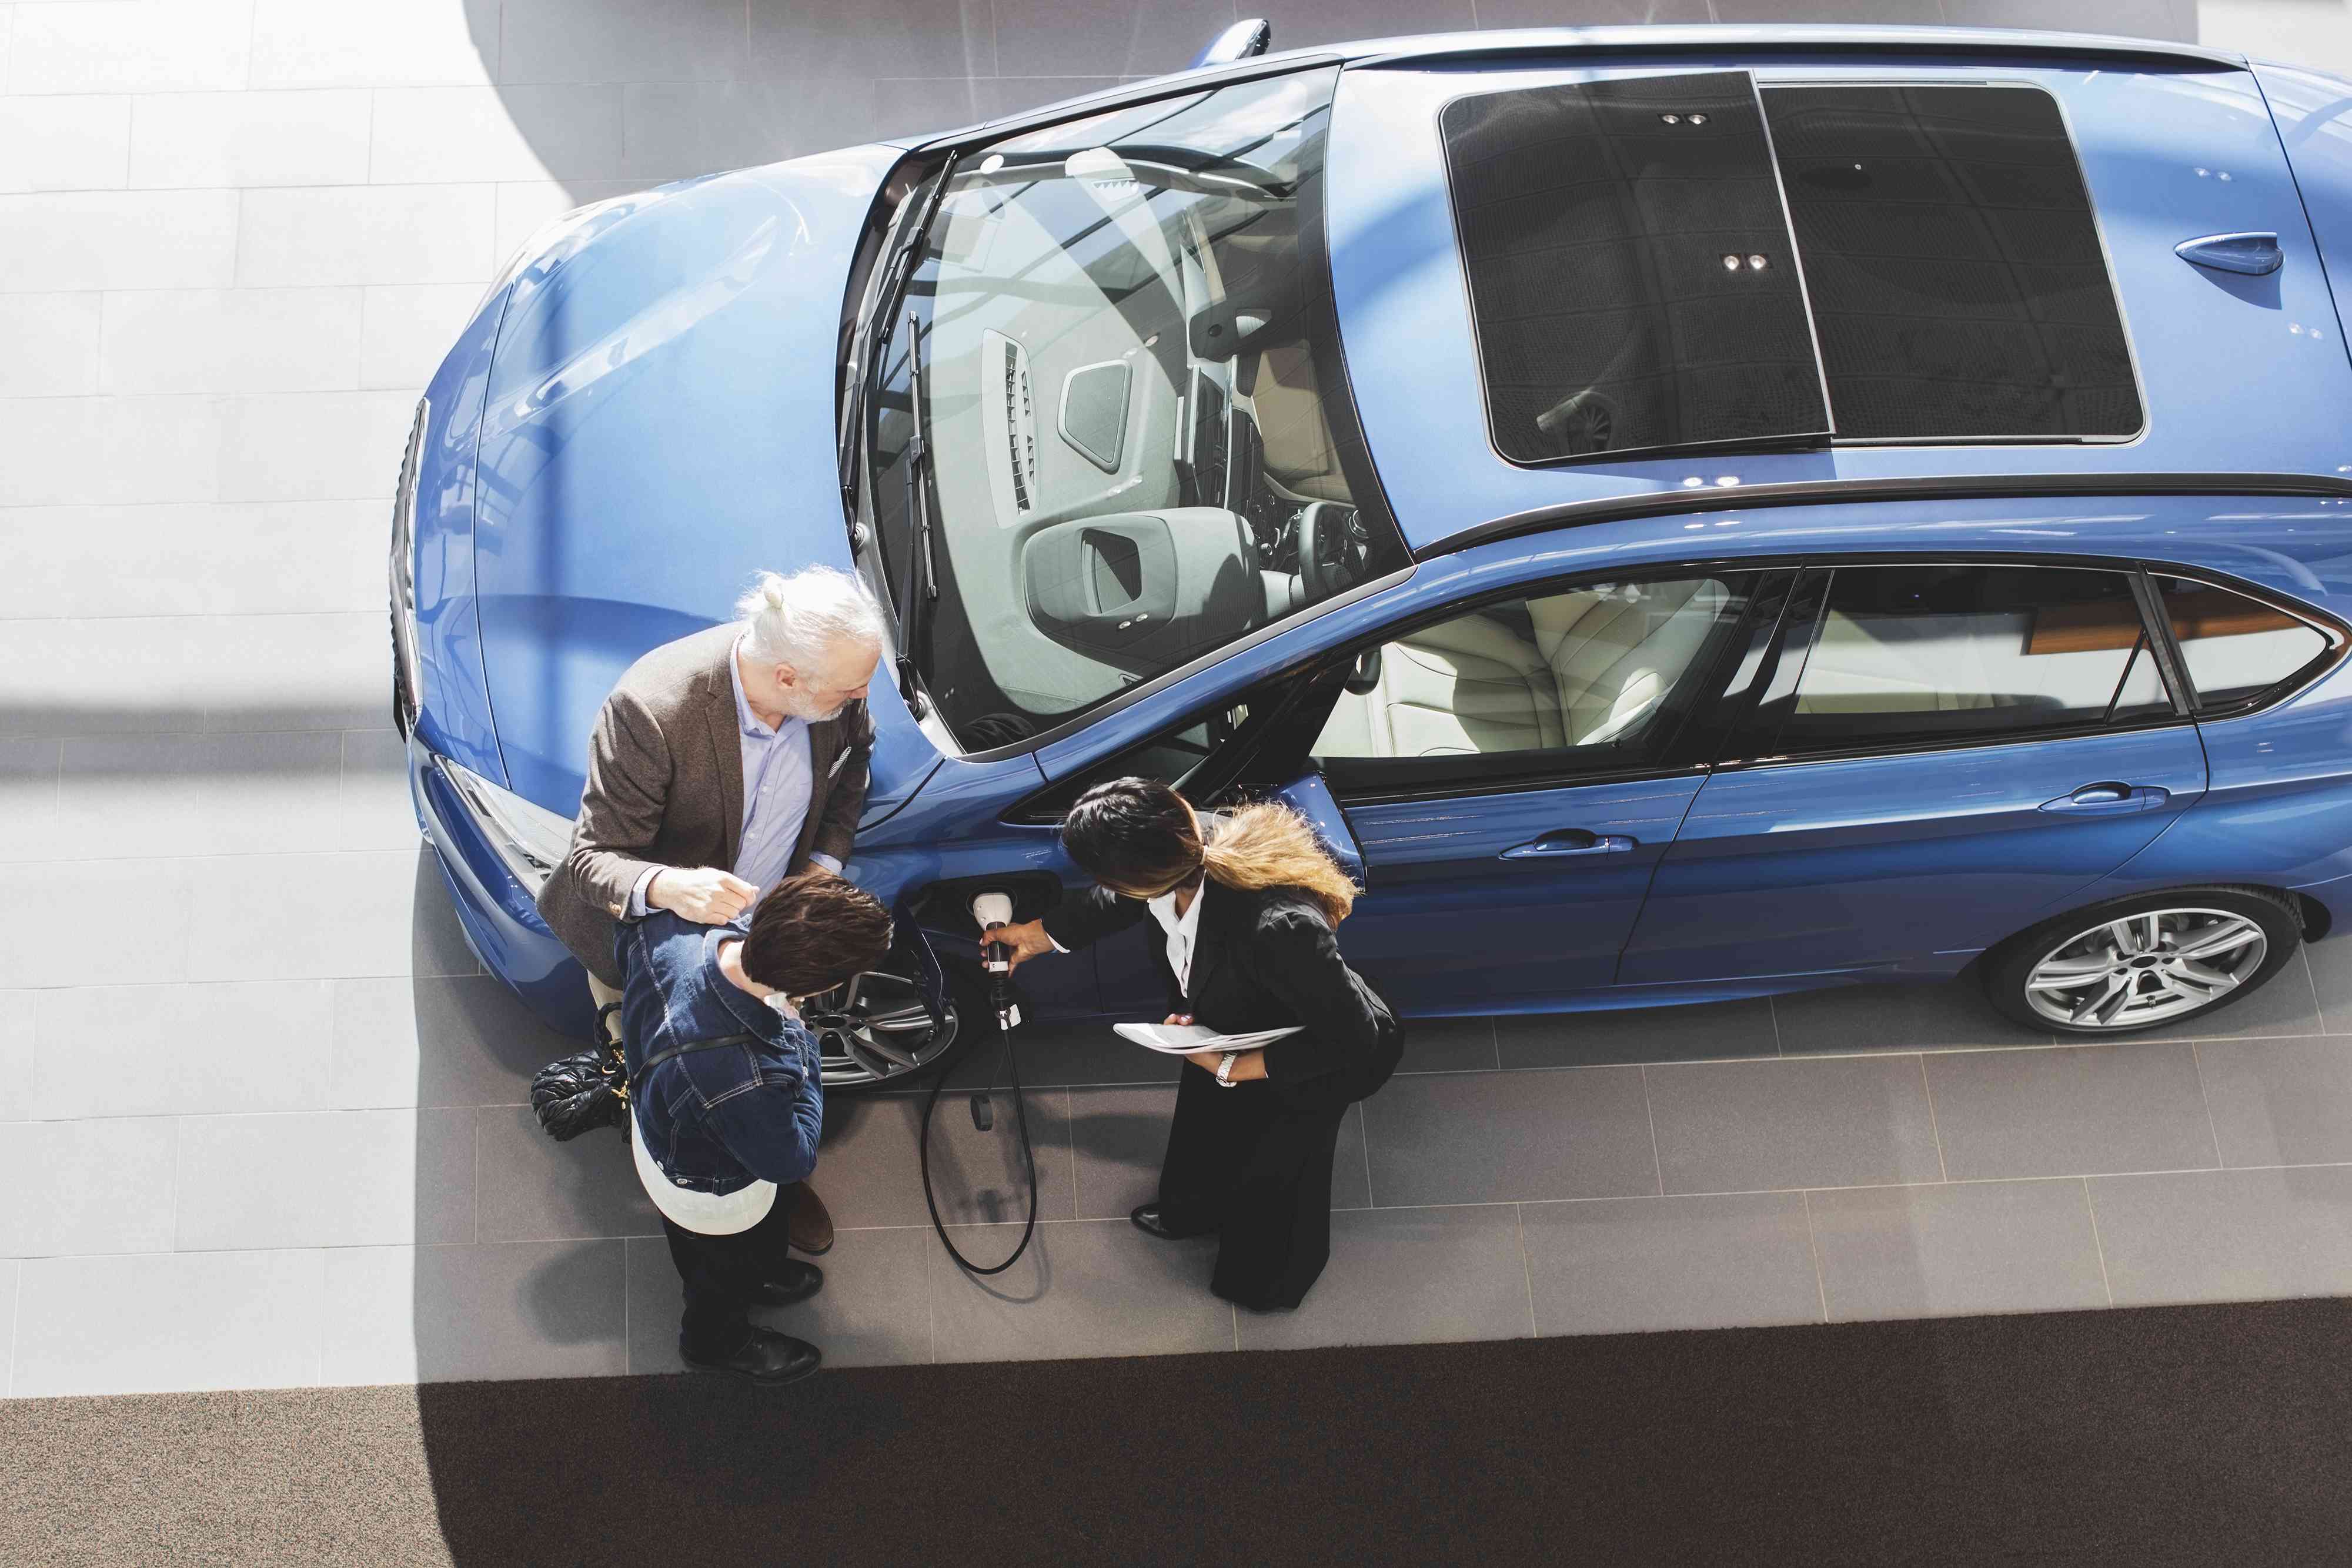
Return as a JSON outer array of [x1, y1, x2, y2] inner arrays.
[[918, 891, 1041, 1275]]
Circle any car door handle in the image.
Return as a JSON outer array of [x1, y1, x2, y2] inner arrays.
[[2040, 782, 2171, 815], [2175, 231, 2283, 276], [1500, 830, 1636, 860]]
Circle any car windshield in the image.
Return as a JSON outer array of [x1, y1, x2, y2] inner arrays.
[[861, 66, 1405, 753]]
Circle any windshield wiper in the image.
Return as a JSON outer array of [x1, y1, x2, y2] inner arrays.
[[840, 159, 957, 509], [894, 307, 940, 721]]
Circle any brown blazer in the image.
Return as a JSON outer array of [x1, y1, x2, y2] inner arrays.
[[537, 623, 873, 986]]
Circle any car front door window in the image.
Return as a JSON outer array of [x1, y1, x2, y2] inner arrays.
[[1310, 574, 1751, 787]]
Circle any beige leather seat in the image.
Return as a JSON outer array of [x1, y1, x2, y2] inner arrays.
[[1250, 340, 1351, 503], [1319, 579, 1727, 760]]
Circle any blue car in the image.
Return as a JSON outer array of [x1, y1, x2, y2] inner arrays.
[[394, 23, 2352, 1089]]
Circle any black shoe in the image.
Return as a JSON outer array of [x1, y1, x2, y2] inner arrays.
[[679, 1327, 821, 1385], [1131, 1203, 1211, 1241], [748, 1260, 824, 1308]]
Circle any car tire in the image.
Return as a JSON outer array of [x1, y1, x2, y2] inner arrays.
[[1981, 886, 2302, 1037]]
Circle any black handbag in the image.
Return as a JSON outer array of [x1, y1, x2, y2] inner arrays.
[[530, 1004, 763, 1143], [531, 1002, 630, 1141]]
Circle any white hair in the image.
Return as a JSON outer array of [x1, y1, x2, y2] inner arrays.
[[736, 566, 886, 670]]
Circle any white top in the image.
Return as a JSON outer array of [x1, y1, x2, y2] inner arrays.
[[630, 1106, 777, 1236], [1146, 879, 1209, 997]]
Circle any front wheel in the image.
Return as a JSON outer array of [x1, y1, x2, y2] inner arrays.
[[1982, 887, 2301, 1037], [804, 965, 970, 1091]]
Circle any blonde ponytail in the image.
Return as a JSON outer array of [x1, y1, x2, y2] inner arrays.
[[1200, 802, 1357, 927]]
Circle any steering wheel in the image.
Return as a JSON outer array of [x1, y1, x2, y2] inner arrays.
[[1297, 503, 1373, 599]]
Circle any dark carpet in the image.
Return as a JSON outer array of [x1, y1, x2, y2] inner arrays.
[[9, 1297, 2352, 1566]]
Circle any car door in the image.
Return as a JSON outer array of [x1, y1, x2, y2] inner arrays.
[[1618, 560, 2209, 985], [1297, 567, 1786, 1014]]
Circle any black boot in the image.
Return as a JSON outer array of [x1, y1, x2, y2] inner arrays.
[[680, 1327, 821, 1385]]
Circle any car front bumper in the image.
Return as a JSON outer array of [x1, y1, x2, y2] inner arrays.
[[409, 733, 596, 1039]]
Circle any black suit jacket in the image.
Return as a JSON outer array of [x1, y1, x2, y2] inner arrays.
[[1044, 880, 1401, 1109]]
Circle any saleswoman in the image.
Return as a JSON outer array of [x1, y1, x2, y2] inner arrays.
[[987, 777, 1402, 1310]]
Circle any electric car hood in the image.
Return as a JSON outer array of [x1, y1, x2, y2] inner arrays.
[[471, 146, 940, 818]]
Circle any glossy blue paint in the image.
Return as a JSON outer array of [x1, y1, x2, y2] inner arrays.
[[1618, 726, 2209, 984], [407, 735, 594, 1035], [1345, 774, 1705, 1005], [2066, 521, 2352, 927], [2251, 62, 2352, 367], [1269, 772, 1365, 888], [1327, 54, 2352, 555], [469, 145, 913, 817], [852, 750, 1105, 1020], [402, 29, 2352, 1048], [408, 285, 507, 782]]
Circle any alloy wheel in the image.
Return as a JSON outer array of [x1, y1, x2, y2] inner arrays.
[[801, 969, 959, 1088], [2022, 907, 2269, 1030]]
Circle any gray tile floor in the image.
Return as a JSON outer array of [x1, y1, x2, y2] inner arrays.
[[1, 0, 2346, 1400]]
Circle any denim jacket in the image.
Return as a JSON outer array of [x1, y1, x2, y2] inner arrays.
[[615, 911, 824, 1196]]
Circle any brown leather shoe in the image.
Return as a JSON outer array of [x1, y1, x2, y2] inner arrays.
[[784, 1181, 834, 1255]]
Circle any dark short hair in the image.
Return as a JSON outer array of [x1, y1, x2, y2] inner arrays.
[[1060, 777, 1202, 899], [740, 871, 893, 996]]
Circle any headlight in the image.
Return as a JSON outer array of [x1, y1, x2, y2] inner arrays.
[[387, 397, 429, 736], [436, 757, 576, 897]]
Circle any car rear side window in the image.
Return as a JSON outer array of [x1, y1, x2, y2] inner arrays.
[[2150, 574, 2333, 711], [1774, 564, 2170, 755], [1762, 84, 2141, 442]]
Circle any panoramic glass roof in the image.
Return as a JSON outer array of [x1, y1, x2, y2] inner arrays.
[[1440, 72, 2141, 467]]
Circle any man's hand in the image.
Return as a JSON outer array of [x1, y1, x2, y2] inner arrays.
[[983, 919, 1058, 970], [650, 867, 757, 924]]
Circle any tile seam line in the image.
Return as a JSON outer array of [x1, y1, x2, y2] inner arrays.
[[1638, 1064, 1663, 1196], [1921, 1054, 1949, 1183], [2299, 946, 2331, 1037], [882, 1168, 2343, 1229], [2189, 1040, 2227, 1171], [2082, 1175, 2116, 1307], [0, 604, 415, 626], [1800, 1190, 1829, 1323], [1514, 1202, 1536, 1339]]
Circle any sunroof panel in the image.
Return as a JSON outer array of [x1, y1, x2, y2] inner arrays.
[[1441, 71, 1832, 466], [1763, 85, 2143, 441]]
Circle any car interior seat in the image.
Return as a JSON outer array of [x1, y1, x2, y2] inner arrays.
[[1317, 578, 1728, 759], [1249, 340, 1351, 503]]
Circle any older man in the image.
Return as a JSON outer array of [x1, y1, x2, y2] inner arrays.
[[540, 564, 886, 1255]]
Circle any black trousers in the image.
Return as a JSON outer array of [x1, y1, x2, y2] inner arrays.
[[662, 1188, 799, 1355], [1157, 1063, 1348, 1311]]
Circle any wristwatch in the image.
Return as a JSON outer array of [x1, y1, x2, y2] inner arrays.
[[1214, 1052, 1240, 1088]]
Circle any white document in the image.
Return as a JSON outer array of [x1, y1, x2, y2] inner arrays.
[[1112, 1022, 1304, 1055]]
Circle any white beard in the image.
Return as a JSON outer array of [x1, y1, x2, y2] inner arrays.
[[779, 691, 847, 724]]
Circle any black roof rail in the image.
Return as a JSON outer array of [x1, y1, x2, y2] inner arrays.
[[1417, 472, 2352, 562], [1349, 25, 2246, 73]]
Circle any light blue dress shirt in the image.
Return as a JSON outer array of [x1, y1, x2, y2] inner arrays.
[[629, 634, 840, 917]]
